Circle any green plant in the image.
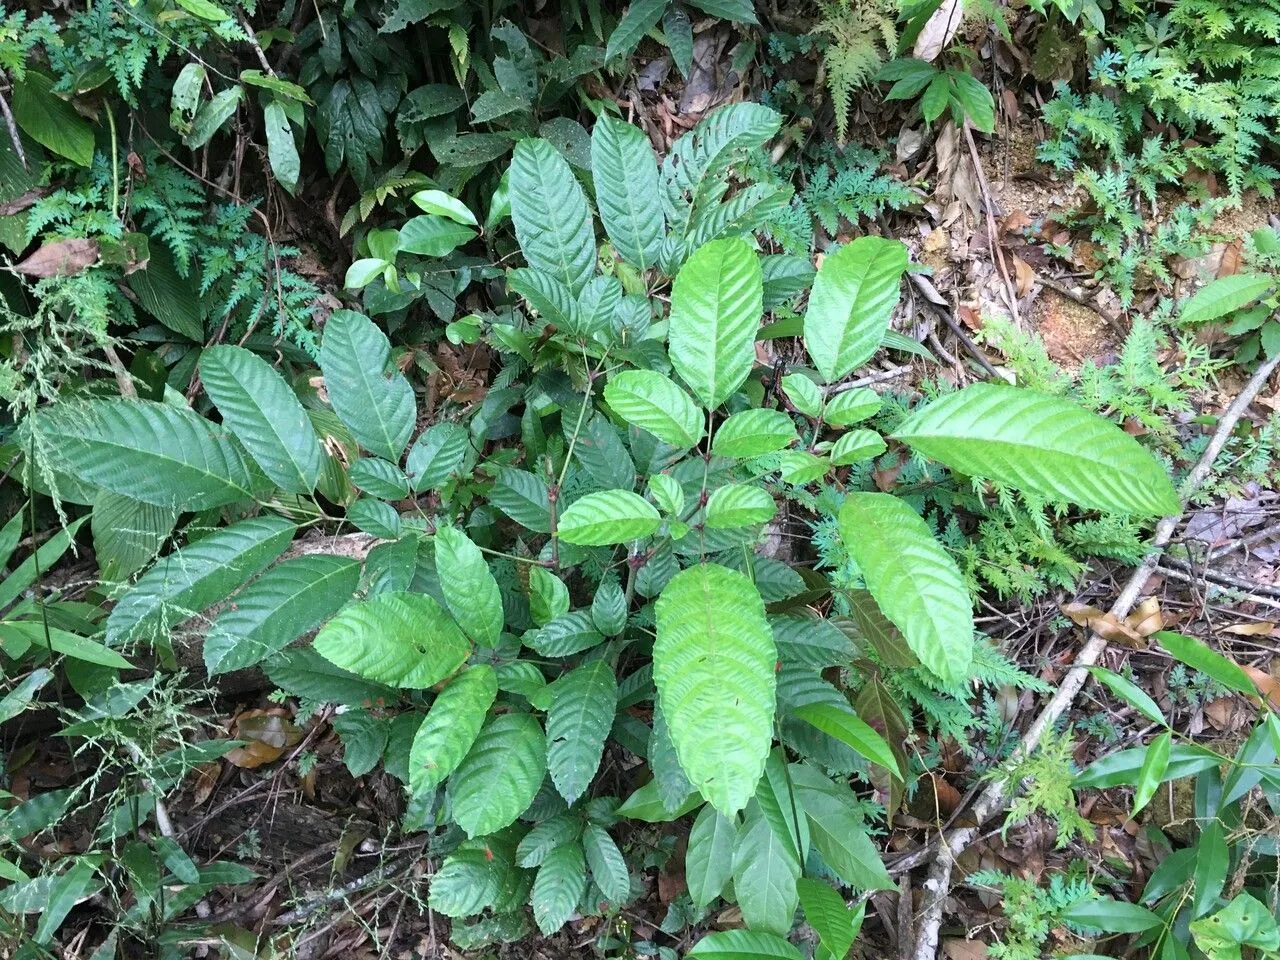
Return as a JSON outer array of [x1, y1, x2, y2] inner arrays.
[[877, 57, 996, 132], [968, 867, 1097, 960], [815, 0, 900, 143], [8, 98, 1190, 955]]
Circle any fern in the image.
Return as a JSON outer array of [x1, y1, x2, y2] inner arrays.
[[813, 0, 899, 143], [990, 727, 1096, 847], [129, 160, 206, 276], [968, 869, 1098, 960]]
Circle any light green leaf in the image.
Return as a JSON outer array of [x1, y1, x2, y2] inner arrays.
[[790, 764, 893, 890], [547, 660, 617, 804], [409, 664, 497, 798], [239, 70, 313, 104], [654, 564, 776, 815], [398, 214, 475, 257], [604, 370, 704, 447], [839, 493, 973, 683], [1180, 274, 1275, 326], [804, 236, 909, 382], [687, 804, 737, 908], [434, 525, 504, 646], [830, 429, 886, 465], [797, 878, 864, 960], [532, 841, 587, 934], [732, 801, 800, 936], [648, 474, 685, 516], [26, 400, 266, 511], [199, 345, 323, 494], [792, 702, 901, 779], [319, 310, 416, 462], [313, 592, 469, 688], [106, 516, 294, 646], [894, 382, 1180, 516], [705, 484, 776, 529], [616, 779, 703, 822], [606, 0, 668, 61], [451, 712, 547, 837], [688, 930, 805, 960], [1153, 631, 1257, 696], [203, 555, 359, 675], [510, 138, 596, 296], [0, 622, 131, 669], [558, 490, 661, 546], [344, 258, 387, 290], [185, 86, 244, 149], [777, 450, 828, 485], [176, 0, 231, 20], [712, 409, 798, 458], [263, 101, 299, 195], [669, 238, 763, 409], [781, 374, 822, 418], [528, 566, 570, 626], [12, 72, 94, 167], [410, 189, 478, 226], [591, 115, 664, 270], [583, 824, 630, 903], [1088, 667, 1167, 727]]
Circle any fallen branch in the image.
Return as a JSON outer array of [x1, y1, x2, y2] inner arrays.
[[911, 350, 1280, 960]]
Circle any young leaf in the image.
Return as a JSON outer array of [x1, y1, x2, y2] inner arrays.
[[546, 660, 618, 804], [1088, 667, 1167, 727], [838, 493, 973, 683], [558, 490, 661, 545], [410, 188, 478, 226], [409, 664, 497, 798], [592, 114, 664, 270], [318, 310, 416, 462], [1132, 730, 1171, 814], [199, 345, 323, 494], [532, 841, 588, 934], [797, 878, 864, 960], [435, 525, 504, 647], [1154, 631, 1257, 696], [106, 516, 295, 646], [398, 214, 475, 256], [823, 387, 882, 426], [830, 429, 887, 465], [687, 930, 806, 960], [712, 409, 798, 458], [450, 712, 548, 838], [894, 383, 1180, 517], [704, 484, 777, 529], [583, 823, 631, 903], [668, 237, 763, 409], [203, 555, 359, 675], [604, 370, 704, 447], [313, 592, 469, 688], [605, 0, 668, 62], [654, 564, 776, 815], [509, 138, 596, 296], [616, 779, 704, 822], [687, 804, 737, 908], [803, 237, 909, 383], [27, 400, 267, 511]]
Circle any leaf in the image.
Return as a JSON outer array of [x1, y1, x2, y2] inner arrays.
[[913, 0, 962, 60], [450, 712, 547, 837], [669, 238, 763, 409], [409, 665, 497, 797], [398, 214, 475, 256], [12, 238, 99, 278], [491, 468, 552, 532], [106, 516, 294, 646], [839, 493, 973, 683], [508, 267, 580, 330], [263, 101, 300, 195], [654, 564, 776, 815], [790, 764, 894, 890], [1062, 898, 1164, 933], [348, 458, 410, 500], [526, 611, 606, 657], [792, 703, 901, 779], [185, 86, 244, 149], [664, 5, 695, 78], [26, 400, 266, 511], [0, 622, 131, 669], [347, 498, 400, 538], [313, 592, 469, 688], [1154, 631, 1257, 696], [1193, 820, 1228, 918], [650, 704, 695, 811], [558, 490, 661, 545], [732, 802, 800, 936], [1132, 730, 1171, 814], [128, 245, 202, 341], [528, 566, 570, 626], [781, 374, 823, 418], [435, 525, 504, 647], [705, 484, 777, 528], [239, 70, 313, 104], [687, 930, 806, 960], [517, 813, 584, 868], [203, 555, 359, 675], [803, 237, 909, 383], [592, 579, 628, 636], [532, 841, 587, 934], [12, 72, 94, 167], [410, 188, 477, 225], [199, 345, 323, 494], [32, 859, 98, 946], [687, 0, 759, 22], [616, 779, 703, 822], [830, 429, 887, 465], [92, 492, 177, 588], [510, 138, 596, 296], [1180, 274, 1275, 325], [687, 804, 737, 908], [334, 710, 390, 776], [583, 824, 630, 903], [604, 371, 704, 447], [797, 878, 864, 960], [1074, 743, 1221, 788], [606, 0, 669, 62], [1088, 667, 1167, 727], [712, 409, 798, 458], [406, 422, 472, 493], [948, 71, 995, 134], [895, 383, 1180, 516], [319, 310, 416, 462], [547, 660, 617, 804], [591, 115, 664, 270], [176, 0, 231, 20]]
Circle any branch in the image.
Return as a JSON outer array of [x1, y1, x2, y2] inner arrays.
[[910, 349, 1280, 960]]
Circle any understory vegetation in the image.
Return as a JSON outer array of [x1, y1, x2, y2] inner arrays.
[[1, 1, 1278, 959]]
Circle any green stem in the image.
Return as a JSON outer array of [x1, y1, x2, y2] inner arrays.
[[105, 102, 119, 222]]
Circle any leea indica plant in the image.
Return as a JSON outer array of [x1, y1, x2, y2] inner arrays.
[[16, 102, 1180, 955]]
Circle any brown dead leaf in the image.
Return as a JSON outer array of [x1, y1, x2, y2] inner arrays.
[[189, 761, 221, 806], [12, 238, 100, 278], [923, 227, 949, 253], [1011, 254, 1036, 297], [1243, 665, 1280, 709], [1217, 239, 1244, 278], [943, 938, 989, 960], [1125, 596, 1164, 638], [1220, 621, 1277, 636], [957, 304, 982, 331], [1061, 602, 1145, 647], [913, 0, 963, 61], [1000, 210, 1032, 236], [1203, 696, 1248, 732], [225, 709, 303, 769]]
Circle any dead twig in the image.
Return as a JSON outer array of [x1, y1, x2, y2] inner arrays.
[[0, 73, 26, 172], [826, 364, 915, 394], [910, 349, 1280, 960], [1159, 555, 1280, 600], [961, 122, 1021, 328]]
